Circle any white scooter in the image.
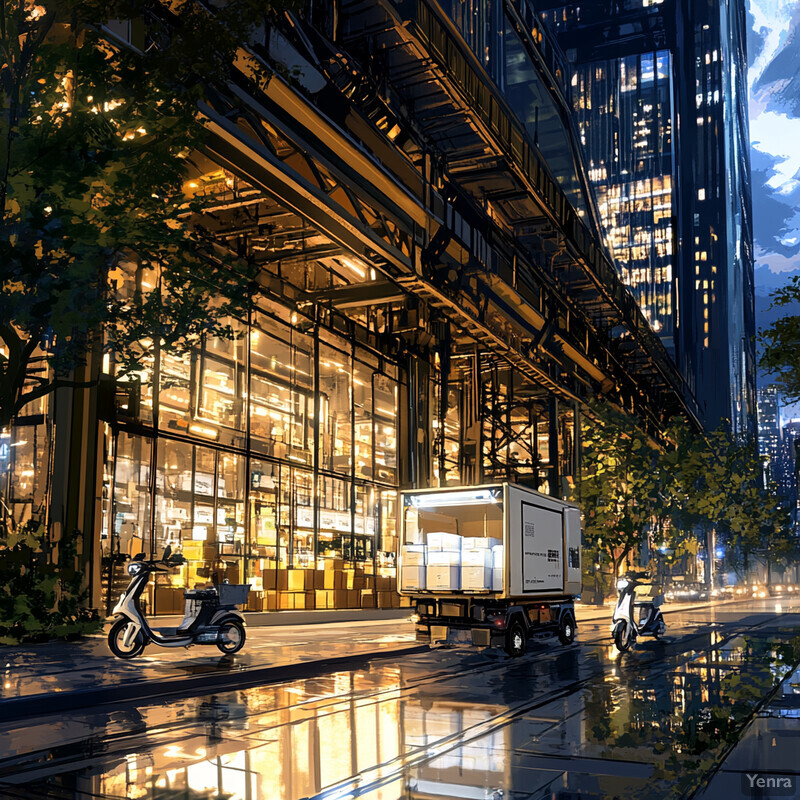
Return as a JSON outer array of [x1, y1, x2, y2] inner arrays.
[[108, 546, 249, 659], [611, 573, 666, 652]]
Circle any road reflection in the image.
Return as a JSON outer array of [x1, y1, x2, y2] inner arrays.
[[2, 617, 799, 800]]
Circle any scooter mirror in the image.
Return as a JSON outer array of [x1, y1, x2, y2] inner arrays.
[[133, 552, 145, 561], [162, 544, 172, 562]]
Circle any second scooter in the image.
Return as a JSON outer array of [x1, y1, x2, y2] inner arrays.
[[611, 573, 666, 652]]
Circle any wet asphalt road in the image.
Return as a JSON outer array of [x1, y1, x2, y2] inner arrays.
[[1, 598, 799, 800]]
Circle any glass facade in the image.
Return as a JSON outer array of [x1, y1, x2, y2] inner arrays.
[[104, 289, 401, 613], [538, 0, 756, 435], [569, 51, 676, 350]]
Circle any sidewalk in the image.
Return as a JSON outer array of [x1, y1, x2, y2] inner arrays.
[[0, 596, 753, 723], [0, 617, 423, 723]]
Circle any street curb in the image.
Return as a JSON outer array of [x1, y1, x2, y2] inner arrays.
[[0, 643, 428, 724], [103, 607, 413, 630]]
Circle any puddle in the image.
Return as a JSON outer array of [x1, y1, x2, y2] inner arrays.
[[1, 627, 798, 800]]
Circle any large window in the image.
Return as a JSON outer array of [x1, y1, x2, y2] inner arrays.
[[106, 298, 401, 611], [319, 340, 353, 475], [249, 314, 314, 465]]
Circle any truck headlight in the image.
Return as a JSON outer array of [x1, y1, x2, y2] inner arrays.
[[410, 613, 421, 624]]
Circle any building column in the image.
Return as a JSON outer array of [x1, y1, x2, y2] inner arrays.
[[48, 348, 104, 611]]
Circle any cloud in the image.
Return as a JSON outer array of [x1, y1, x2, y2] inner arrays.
[[753, 3, 800, 116], [755, 246, 800, 274], [748, 0, 800, 293], [748, 0, 797, 87], [750, 111, 800, 194]]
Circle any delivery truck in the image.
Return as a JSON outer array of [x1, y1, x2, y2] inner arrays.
[[398, 483, 581, 657]]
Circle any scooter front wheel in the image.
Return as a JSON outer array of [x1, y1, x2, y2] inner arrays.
[[613, 621, 631, 652], [217, 620, 246, 654], [108, 618, 146, 659]]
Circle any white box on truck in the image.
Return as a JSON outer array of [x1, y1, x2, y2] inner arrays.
[[399, 483, 581, 598]]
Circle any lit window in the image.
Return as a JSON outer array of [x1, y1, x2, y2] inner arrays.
[[698, 188, 706, 201]]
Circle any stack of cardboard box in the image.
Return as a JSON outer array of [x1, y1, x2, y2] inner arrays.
[[492, 544, 504, 591], [400, 544, 427, 590], [460, 537, 501, 591], [155, 553, 403, 613], [426, 532, 462, 591]]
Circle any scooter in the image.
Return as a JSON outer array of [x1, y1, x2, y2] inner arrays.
[[108, 546, 249, 659], [611, 573, 666, 652]]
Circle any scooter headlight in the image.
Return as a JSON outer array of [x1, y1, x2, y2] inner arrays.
[[127, 562, 143, 576], [616, 578, 629, 591]]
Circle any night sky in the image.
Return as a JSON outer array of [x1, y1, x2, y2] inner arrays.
[[748, 0, 800, 416]]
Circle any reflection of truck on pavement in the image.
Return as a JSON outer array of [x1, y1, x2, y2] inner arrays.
[[399, 483, 581, 656]]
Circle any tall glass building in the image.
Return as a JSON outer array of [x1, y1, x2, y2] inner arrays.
[[538, 0, 756, 436], [757, 385, 781, 483]]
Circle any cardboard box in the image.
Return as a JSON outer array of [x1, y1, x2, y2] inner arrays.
[[314, 570, 326, 590], [401, 544, 427, 566], [491, 545, 504, 568], [260, 570, 277, 591], [264, 591, 278, 610], [322, 571, 343, 590], [347, 589, 360, 607], [156, 587, 184, 614], [461, 565, 493, 591], [401, 565, 426, 591], [247, 592, 264, 611], [426, 531, 462, 552], [288, 569, 315, 592], [428, 550, 461, 566], [492, 568, 504, 591], [324, 558, 345, 571], [427, 564, 460, 591], [181, 541, 203, 560], [203, 544, 218, 562], [279, 591, 314, 610], [462, 548, 492, 567], [361, 590, 376, 609], [375, 575, 393, 591], [224, 564, 240, 583], [344, 570, 365, 590], [377, 591, 397, 608], [315, 589, 333, 609], [462, 537, 502, 550]]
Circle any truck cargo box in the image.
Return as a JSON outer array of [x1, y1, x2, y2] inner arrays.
[[398, 483, 581, 599]]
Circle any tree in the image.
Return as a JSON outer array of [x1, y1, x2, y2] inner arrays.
[[575, 400, 664, 583], [0, 0, 277, 433], [760, 275, 800, 401]]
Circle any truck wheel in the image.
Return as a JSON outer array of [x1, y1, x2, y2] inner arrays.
[[504, 619, 527, 657], [558, 613, 576, 645]]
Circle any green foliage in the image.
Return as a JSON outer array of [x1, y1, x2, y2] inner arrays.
[[575, 400, 796, 587], [575, 400, 664, 577], [0, 520, 101, 644], [760, 275, 800, 402], [0, 0, 281, 428]]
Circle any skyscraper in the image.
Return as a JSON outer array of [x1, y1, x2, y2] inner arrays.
[[538, 0, 756, 437], [757, 384, 781, 483], [778, 419, 800, 508]]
